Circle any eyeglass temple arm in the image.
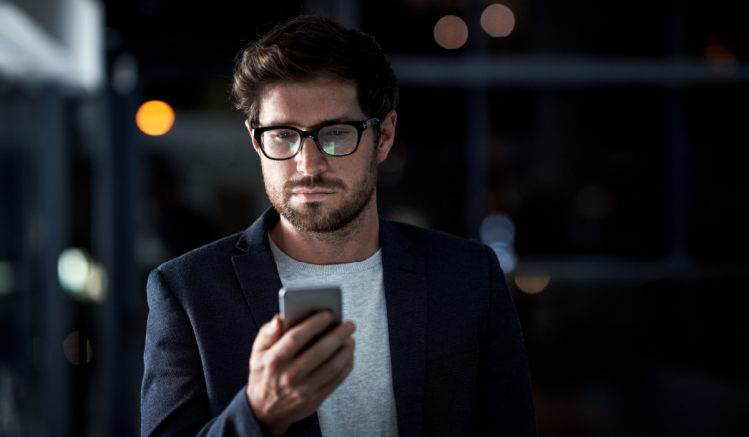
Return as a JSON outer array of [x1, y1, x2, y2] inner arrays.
[[363, 118, 380, 129]]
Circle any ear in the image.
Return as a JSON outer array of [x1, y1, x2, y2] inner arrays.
[[245, 119, 262, 156], [376, 110, 397, 164]]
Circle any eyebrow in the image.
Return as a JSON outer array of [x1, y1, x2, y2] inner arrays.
[[256, 117, 357, 130]]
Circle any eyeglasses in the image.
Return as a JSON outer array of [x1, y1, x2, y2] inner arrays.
[[252, 117, 380, 160]]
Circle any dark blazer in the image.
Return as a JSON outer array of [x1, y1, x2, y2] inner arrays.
[[142, 209, 536, 436]]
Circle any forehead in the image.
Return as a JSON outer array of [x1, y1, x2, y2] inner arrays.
[[258, 76, 364, 127]]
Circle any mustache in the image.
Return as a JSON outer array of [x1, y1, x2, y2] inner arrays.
[[284, 174, 346, 191]]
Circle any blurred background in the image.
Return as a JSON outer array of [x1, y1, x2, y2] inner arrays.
[[1, 0, 748, 435]]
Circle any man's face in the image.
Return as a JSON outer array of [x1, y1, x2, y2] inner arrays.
[[251, 76, 381, 233]]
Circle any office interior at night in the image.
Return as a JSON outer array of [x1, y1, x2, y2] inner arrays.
[[1, 0, 748, 435]]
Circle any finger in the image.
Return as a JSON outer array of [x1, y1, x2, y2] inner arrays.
[[293, 323, 355, 381], [271, 311, 335, 359], [252, 314, 283, 353], [313, 339, 355, 398]]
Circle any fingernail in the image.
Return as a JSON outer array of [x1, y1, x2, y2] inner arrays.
[[318, 311, 332, 322], [345, 321, 355, 333]]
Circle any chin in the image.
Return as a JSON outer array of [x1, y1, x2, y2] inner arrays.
[[279, 196, 371, 234]]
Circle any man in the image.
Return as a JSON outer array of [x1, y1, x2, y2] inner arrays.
[[141, 15, 536, 437]]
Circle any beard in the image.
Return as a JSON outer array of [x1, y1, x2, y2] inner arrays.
[[262, 148, 379, 233]]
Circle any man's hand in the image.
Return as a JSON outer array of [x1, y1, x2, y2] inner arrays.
[[246, 312, 356, 436]]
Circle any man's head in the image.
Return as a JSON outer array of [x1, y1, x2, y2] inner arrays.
[[232, 16, 399, 234], [232, 15, 399, 133]]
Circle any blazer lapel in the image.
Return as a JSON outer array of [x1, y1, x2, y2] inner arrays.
[[380, 219, 427, 437], [231, 208, 322, 437], [232, 208, 283, 329]]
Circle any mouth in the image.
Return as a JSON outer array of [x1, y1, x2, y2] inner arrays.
[[284, 175, 346, 202], [291, 188, 336, 201], [293, 188, 335, 194]]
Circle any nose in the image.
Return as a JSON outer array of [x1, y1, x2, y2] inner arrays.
[[295, 136, 327, 176]]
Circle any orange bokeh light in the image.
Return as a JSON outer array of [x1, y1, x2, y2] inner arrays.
[[514, 275, 550, 294], [136, 100, 175, 136], [434, 15, 469, 50]]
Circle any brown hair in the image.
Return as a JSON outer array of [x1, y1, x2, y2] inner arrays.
[[232, 16, 399, 130]]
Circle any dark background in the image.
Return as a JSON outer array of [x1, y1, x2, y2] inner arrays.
[[1, 0, 748, 436]]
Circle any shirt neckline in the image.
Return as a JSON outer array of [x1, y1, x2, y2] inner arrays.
[[268, 233, 382, 275]]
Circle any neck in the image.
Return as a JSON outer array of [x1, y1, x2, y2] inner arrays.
[[268, 195, 381, 265]]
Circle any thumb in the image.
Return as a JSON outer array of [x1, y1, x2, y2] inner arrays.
[[252, 314, 282, 352]]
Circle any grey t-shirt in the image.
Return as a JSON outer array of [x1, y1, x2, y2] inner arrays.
[[269, 237, 399, 437]]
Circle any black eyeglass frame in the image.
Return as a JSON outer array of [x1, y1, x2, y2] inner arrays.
[[251, 117, 380, 160]]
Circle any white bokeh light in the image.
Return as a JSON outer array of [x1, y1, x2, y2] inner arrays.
[[480, 212, 517, 272], [57, 248, 90, 294]]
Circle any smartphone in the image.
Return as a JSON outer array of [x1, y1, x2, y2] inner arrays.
[[279, 286, 342, 333]]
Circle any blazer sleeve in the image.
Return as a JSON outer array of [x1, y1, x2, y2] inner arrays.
[[474, 246, 537, 436], [141, 268, 266, 437]]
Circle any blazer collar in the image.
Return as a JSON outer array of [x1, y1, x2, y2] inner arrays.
[[231, 209, 324, 437], [379, 218, 427, 437], [232, 208, 283, 330], [232, 209, 427, 437]]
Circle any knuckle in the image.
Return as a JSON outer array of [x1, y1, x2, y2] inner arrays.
[[275, 344, 291, 358], [279, 372, 293, 388], [288, 330, 305, 347], [265, 356, 281, 373], [249, 360, 262, 373], [261, 321, 274, 335], [295, 385, 311, 401]]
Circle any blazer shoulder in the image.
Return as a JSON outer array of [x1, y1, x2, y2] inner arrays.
[[388, 221, 489, 259], [156, 231, 245, 278]]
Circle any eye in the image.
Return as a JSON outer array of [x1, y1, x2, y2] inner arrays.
[[273, 131, 295, 139]]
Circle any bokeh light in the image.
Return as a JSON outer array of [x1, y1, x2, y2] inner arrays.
[[136, 100, 175, 136], [58, 248, 90, 294], [0, 261, 14, 295], [704, 35, 737, 75], [86, 263, 108, 302], [57, 248, 107, 302], [434, 15, 469, 49], [63, 332, 93, 365], [480, 4, 516, 37], [480, 212, 517, 272], [515, 275, 550, 294]]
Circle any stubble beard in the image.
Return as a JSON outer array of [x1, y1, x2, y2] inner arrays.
[[262, 149, 379, 235]]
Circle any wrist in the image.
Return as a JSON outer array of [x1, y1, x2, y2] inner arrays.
[[245, 387, 291, 437]]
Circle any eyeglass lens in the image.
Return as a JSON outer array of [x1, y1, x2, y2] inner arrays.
[[261, 124, 359, 159]]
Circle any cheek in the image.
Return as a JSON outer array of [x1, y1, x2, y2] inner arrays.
[[262, 160, 291, 179], [260, 161, 287, 191]]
